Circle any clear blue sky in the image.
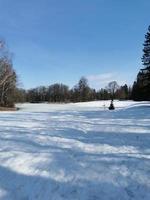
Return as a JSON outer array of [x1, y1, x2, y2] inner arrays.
[[0, 0, 150, 89]]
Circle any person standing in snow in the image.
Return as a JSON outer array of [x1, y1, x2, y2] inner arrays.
[[109, 100, 115, 110]]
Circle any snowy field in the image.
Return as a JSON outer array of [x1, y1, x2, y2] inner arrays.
[[0, 101, 150, 200]]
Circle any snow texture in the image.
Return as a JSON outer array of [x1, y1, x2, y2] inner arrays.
[[0, 100, 150, 200]]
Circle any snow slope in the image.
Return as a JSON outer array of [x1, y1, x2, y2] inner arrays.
[[0, 101, 150, 200]]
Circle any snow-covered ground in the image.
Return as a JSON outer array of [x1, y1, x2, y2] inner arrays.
[[0, 101, 150, 200]]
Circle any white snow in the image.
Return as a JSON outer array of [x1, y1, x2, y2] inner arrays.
[[0, 101, 150, 200]]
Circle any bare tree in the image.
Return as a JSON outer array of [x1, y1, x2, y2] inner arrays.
[[106, 81, 119, 100], [0, 40, 17, 107]]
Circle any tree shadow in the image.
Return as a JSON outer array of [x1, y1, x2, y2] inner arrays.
[[0, 164, 150, 200], [0, 104, 150, 199]]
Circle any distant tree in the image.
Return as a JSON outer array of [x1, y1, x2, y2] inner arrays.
[[90, 89, 97, 101], [131, 81, 140, 101], [26, 88, 38, 103], [48, 83, 69, 102], [37, 86, 48, 102], [0, 40, 17, 107], [106, 81, 119, 100], [14, 88, 26, 103], [96, 89, 110, 100], [70, 85, 80, 102], [116, 84, 129, 100], [75, 77, 92, 102]]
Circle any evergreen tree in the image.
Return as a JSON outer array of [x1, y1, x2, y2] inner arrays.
[[142, 26, 150, 70], [77, 77, 92, 102], [116, 84, 129, 100], [132, 25, 150, 100]]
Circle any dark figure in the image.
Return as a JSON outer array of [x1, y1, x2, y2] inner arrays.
[[109, 100, 115, 110]]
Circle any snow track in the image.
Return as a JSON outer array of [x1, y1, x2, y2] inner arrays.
[[0, 101, 150, 200]]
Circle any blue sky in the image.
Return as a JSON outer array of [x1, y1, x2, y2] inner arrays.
[[0, 0, 150, 89]]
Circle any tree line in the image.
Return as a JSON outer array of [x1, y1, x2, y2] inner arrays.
[[15, 78, 132, 103], [0, 25, 150, 107]]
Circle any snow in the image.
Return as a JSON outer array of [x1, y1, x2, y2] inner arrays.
[[0, 100, 150, 200]]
